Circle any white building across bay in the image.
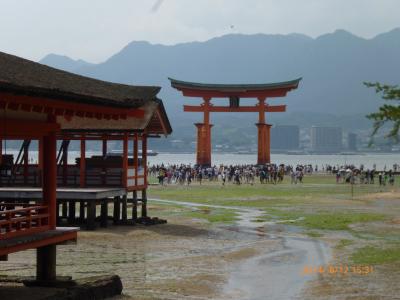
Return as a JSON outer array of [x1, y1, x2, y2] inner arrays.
[[310, 126, 343, 153]]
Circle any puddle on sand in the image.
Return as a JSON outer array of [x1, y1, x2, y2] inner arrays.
[[152, 198, 332, 300], [223, 236, 330, 300]]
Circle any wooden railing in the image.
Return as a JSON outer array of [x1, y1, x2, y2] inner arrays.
[[126, 166, 146, 190], [0, 205, 49, 240], [1, 164, 147, 190], [0, 169, 42, 187]]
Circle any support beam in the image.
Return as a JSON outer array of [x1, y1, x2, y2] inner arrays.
[[184, 104, 286, 113], [122, 134, 128, 188], [132, 191, 138, 221], [0, 255, 8, 261], [87, 200, 96, 230], [100, 199, 108, 228], [62, 201, 68, 218], [141, 189, 147, 218], [113, 196, 120, 225], [121, 194, 128, 224], [68, 202, 76, 224], [79, 201, 85, 223], [178, 88, 292, 99], [36, 244, 56, 282], [142, 134, 148, 186], [80, 137, 86, 188]]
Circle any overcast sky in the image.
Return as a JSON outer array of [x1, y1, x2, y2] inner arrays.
[[0, 0, 398, 62]]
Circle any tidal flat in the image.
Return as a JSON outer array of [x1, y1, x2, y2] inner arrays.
[[1, 175, 399, 299]]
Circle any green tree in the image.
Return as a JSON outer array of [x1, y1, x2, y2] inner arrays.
[[365, 82, 400, 141]]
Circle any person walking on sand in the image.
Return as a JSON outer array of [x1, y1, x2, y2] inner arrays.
[[234, 169, 241, 185], [291, 170, 296, 184], [198, 170, 203, 185], [222, 170, 226, 186]]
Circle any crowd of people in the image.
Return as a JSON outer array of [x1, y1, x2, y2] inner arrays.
[[333, 165, 396, 186], [148, 164, 313, 186], [148, 163, 398, 186]]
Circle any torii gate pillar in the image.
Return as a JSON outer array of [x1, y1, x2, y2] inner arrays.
[[195, 97, 213, 166], [195, 123, 213, 166], [256, 97, 271, 165], [256, 123, 272, 165]]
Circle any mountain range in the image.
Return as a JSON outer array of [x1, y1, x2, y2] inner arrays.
[[39, 29, 400, 148]]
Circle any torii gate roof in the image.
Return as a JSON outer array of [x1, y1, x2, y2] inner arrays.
[[169, 77, 302, 98]]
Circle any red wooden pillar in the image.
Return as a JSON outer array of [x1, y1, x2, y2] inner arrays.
[[80, 136, 86, 188], [120, 134, 129, 223], [195, 97, 213, 166], [62, 140, 68, 186], [122, 133, 128, 188], [43, 131, 57, 229], [38, 118, 58, 282], [195, 123, 213, 166], [38, 138, 43, 185], [142, 134, 147, 186], [23, 141, 29, 185], [256, 97, 272, 165], [266, 124, 271, 163], [133, 134, 138, 187], [102, 136, 107, 185]]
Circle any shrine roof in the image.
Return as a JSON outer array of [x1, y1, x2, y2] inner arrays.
[[0, 51, 160, 108]]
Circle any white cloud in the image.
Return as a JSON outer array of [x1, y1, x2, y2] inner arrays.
[[0, 0, 398, 62]]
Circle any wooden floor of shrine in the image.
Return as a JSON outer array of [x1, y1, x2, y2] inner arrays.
[[0, 228, 78, 257], [0, 187, 126, 200]]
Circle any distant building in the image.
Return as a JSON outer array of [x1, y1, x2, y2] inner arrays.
[[311, 126, 343, 153], [348, 132, 357, 151], [271, 125, 300, 150]]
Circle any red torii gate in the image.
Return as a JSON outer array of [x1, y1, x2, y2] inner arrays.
[[169, 78, 301, 166]]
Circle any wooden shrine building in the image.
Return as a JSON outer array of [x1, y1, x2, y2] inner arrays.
[[0, 51, 171, 284], [169, 78, 301, 166]]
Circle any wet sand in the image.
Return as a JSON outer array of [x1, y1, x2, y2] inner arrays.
[[0, 212, 279, 299], [1, 192, 400, 299], [1, 201, 325, 300], [153, 199, 332, 300]]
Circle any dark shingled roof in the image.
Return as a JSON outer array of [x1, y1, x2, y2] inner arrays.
[[0, 51, 161, 108], [169, 77, 302, 92]]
